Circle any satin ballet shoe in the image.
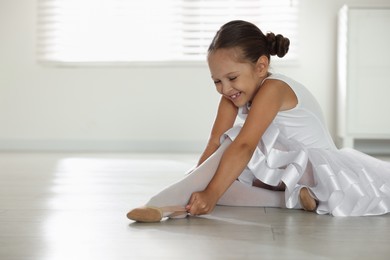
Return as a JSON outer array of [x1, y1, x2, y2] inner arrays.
[[127, 206, 187, 222], [299, 187, 318, 212]]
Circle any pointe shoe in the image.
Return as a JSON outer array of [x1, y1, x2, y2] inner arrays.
[[127, 206, 187, 222], [299, 187, 317, 212]]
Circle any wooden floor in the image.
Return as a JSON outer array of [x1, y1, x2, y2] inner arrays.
[[1, 152, 390, 260]]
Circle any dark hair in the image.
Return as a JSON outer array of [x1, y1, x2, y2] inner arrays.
[[208, 20, 290, 63]]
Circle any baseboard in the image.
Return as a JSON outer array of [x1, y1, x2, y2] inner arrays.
[[2, 138, 389, 155], [336, 137, 390, 155], [353, 139, 390, 155], [0, 139, 206, 153]]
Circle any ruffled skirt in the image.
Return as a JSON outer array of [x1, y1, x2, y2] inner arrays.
[[222, 124, 390, 216]]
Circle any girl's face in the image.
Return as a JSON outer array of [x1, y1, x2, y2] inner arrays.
[[207, 48, 267, 107]]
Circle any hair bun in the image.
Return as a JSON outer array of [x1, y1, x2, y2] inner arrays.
[[266, 32, 290, 58]]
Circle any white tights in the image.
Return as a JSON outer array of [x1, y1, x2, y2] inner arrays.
[[146, 139, 285, 209]]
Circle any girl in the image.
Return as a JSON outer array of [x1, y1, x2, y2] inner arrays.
[[127, 20, 390, 222]]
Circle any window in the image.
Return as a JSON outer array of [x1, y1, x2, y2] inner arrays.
[[37, 0, 299, 64]]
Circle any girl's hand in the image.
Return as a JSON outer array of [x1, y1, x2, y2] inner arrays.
[[186, 190, 218, 216]]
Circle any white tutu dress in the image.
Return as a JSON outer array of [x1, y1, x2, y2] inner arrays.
[[222, 73, 390, 216]]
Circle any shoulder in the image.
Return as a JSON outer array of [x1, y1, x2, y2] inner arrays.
[[254, 77, 292, 103], [253, 76, 298, 111], [261, 73, 295, 90], [260, 77, 290, 93]]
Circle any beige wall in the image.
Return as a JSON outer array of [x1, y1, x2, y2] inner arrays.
[[0, 0, 389, 152]]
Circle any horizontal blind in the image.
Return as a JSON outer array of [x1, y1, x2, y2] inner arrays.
[[37, 0, 299, 63], [179, 0, 299, 61]]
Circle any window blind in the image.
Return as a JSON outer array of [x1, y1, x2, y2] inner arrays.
[[37, 0, 299, 64]]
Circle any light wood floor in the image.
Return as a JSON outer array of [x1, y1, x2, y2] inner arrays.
[[1, 152, 389, 260]]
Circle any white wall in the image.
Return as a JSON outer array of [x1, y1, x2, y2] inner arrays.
[[0, 0, 389, 152]]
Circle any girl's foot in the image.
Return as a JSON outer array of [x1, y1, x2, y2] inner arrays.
[[299, 187, 317, 212], [127, 206, 187, 222]]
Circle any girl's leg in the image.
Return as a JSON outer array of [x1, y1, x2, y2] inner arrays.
[[218, 180, 286, 208], [145, 138, 286, 209], [128, 138, 286, 222], [145, 139, 231, 207], [127, 139, 231, 222]]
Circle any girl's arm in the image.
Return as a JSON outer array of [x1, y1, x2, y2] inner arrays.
[[196, 96, 238, 166], [187, 79, 297, 215]]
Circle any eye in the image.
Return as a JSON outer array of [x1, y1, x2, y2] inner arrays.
[[213, 80, 221, 84], [229, 76, 237, 81]]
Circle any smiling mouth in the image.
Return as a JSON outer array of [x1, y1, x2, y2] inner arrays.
[[229, 92, 241, 100]]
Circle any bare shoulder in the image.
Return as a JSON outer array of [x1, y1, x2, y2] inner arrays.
[[258, 78, 291, 94], [254, 78, 297, 111]]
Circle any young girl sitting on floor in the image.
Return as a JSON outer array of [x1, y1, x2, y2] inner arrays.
[[127, 20, 390, 222]]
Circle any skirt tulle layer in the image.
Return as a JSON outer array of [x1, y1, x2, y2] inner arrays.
[[223, 124, 390, 216]]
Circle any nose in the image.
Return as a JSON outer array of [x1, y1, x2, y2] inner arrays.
[[220, 82, 233, 95]]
